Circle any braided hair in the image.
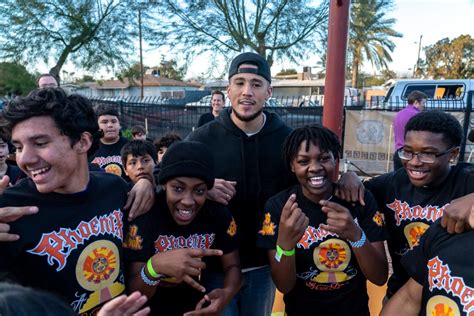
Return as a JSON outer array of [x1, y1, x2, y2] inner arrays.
[[282, 124, 342, 170]]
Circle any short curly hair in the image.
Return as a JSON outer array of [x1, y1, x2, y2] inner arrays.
[[0, 88, 102, 157], [153, 133, 182, 151], [405, 110, 462, 147]]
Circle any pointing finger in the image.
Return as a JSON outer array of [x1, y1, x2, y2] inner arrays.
[[319, 200, 347, 213], [222, 181, 237, 194], [0, 176, 9, 194], [191, 248, 223, 258], [281, 194, 297, 219], [183, 275, 206, 293], [440, 212, 449, 228], [358, 185, 366, 206], [0, 223, 20, 242], [0, 206, 39, 223]]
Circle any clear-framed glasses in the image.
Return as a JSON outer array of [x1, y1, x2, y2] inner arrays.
[[397, 147, 455, 164]]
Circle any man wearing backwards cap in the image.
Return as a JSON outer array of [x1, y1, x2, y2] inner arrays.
[[187, 52, 294, 315]]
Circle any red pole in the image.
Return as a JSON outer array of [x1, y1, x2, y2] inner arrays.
[[323, 0, 350, 138], [323, 0, 350, 179]]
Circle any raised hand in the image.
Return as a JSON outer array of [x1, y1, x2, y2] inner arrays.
[[441, 193, 474, 233], [334, 171, 365, 206], [0, 206, 38, 241], [206, 179, 237, 205], [97, 291, 150, 316], [277, 194, 309, 250], [151, 248, 223, 293], [0, 175, 9, 194], [125, 178, 155, 221], [184, 288, 231, 316], [319, 199, 362, 242]]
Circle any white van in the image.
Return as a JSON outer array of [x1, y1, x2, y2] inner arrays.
[[383, 79, 474, 109], [185, 95, 212, 107], [299, 87, 359, 107]]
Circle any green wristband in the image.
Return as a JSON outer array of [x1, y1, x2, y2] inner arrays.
[[146, 258, 160, 279], [275, 244, 295, 262]]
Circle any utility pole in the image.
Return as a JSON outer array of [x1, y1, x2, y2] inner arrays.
[[323, 0, 350, 180], [413, 35, 423, 78], [323, 0, 350, 139], [138, 8, 144, 99]]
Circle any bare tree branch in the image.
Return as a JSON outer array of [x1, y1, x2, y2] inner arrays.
[[144, 0, 328, 67], [0, 0, 136, 78]]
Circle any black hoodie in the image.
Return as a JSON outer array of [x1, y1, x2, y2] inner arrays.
[[187, 108, 295, 268]]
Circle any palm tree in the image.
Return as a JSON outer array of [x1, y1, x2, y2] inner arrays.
[[349, 0, 402, 88]]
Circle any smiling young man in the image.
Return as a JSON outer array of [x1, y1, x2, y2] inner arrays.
[[338, 111, 474, 300], [90, 106, 130, 179], [0, 89, 152, 315], [187, 52, 294, 315], [197, 90, 226, 127]]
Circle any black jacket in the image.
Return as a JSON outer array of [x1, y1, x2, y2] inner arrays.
[[187, 108, 294, 268], [197, 112, 215, 127]]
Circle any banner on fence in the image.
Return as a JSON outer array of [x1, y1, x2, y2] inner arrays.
[[344, 110, 473, 175], [344, 110, 396, 174]]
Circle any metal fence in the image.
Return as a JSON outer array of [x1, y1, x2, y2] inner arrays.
[[270, 94, 469, 111], [90, 98, 323, 140], [90, 93, 473, 166]]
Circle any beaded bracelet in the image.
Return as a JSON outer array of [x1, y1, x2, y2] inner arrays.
[[140, 266, 160, 287], [348, 230, 367, 248]]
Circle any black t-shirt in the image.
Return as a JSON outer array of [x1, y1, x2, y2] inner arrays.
[[197, 112, 215, 127], [89, 137, 129, 179], [256, 185, 387, 316], [402, 221, 474, 316], [5, 163, 24, 185], [123, 190, 238, 316], [0, 172, 129, 315], [365, 164, 474, 297]]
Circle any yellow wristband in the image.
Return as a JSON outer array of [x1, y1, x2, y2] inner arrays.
[[146, 258, 159, 279]]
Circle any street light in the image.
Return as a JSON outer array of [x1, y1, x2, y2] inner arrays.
[[137, 1, 148, 100], [413, 35, 423, 78], [138, 8, 144, 99]]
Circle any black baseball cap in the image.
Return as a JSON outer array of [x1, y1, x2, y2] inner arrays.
[[228, 52, 271, 83]]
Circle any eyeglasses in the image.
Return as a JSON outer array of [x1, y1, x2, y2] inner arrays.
[[397, 147, 455, 164]]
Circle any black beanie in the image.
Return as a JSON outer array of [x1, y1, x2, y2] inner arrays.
[[158, 141, 215, 189]]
